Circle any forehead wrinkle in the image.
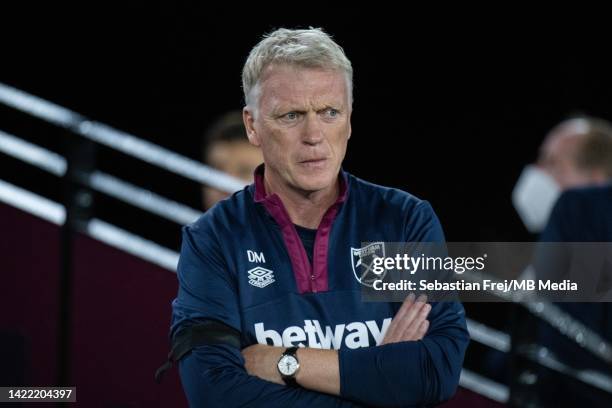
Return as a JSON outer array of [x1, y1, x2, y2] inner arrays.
[[259, 66, 348, 114]]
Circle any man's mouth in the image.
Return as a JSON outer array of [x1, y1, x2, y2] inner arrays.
[[298, 158, 328, 168]]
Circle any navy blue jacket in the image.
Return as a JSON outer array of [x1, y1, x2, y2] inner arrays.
[[537, 185, 612, 406], [171, 166, 469, 407]]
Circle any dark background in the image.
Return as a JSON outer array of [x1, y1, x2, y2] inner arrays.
[[3, 4, 611, 246]]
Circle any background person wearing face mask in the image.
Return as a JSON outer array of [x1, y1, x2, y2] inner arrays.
[[511, 116, 612, 406], [512, 116, 612, 233]]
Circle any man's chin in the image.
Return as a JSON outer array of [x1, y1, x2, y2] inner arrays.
[[292, 173, 337, 194]]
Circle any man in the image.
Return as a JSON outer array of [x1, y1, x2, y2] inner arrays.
[[171, 28, 469, 407], [513, 116, 612, 233], [525, 184, 612, 406], [513, 118, 612, 406], [201, 111, 263, 209]]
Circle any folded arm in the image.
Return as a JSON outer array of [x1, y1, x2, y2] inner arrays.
[[242, 295, 469, 407]]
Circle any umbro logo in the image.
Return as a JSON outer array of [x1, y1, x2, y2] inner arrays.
[[248, 266, 275, 288]]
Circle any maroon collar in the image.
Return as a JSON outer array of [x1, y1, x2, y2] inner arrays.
[[252, 164, 348, 294]]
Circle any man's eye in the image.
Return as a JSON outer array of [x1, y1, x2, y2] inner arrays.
[[284, 112, 299, 120], [325, 108, 339, 118]]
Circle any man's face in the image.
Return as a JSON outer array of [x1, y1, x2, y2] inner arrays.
[[244, 64, 351, 194]]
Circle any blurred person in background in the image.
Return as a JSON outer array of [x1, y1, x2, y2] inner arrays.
[[484, 116, 612, 393], [512, 116, 612, 233], [512, 116, 612, 406], [201, 111, 263, 209]]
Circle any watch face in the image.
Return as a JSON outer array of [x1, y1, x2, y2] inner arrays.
[[277, 355, 299, 376]]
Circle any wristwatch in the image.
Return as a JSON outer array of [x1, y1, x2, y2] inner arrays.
[[277, 346, 300, 387]]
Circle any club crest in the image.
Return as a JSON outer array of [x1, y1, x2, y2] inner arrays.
[[350, 242, 386, 287]]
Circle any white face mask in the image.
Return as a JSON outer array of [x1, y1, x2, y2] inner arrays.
[[512, 165, 561, 233]]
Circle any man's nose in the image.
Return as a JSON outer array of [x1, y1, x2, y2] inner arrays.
[[301, 113, 324, 145]]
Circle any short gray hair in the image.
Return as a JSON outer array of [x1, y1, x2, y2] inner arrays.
[[242, 27, 353, 113]]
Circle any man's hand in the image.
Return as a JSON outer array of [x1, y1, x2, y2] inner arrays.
[[242, 343, 285, 385], [381, 294, 431, 345]]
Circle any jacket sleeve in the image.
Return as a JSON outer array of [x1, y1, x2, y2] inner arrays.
[[339, 301, 469, 406], [338, 200, 469, 407], [171, 221, 361, 408]]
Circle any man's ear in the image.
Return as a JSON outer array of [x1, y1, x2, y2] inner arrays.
[[347, 111, 352, 140], [591, 168, 608, 185], [243, 107, 261, 147]]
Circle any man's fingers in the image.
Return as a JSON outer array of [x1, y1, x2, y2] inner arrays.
[[416, 319, 429, 340], [382, 294, 432, 344], [394, 295, 429, 336], [395, 293, 416, 320], [383, 293, 415, 342], [398, 301, 430, 340]]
